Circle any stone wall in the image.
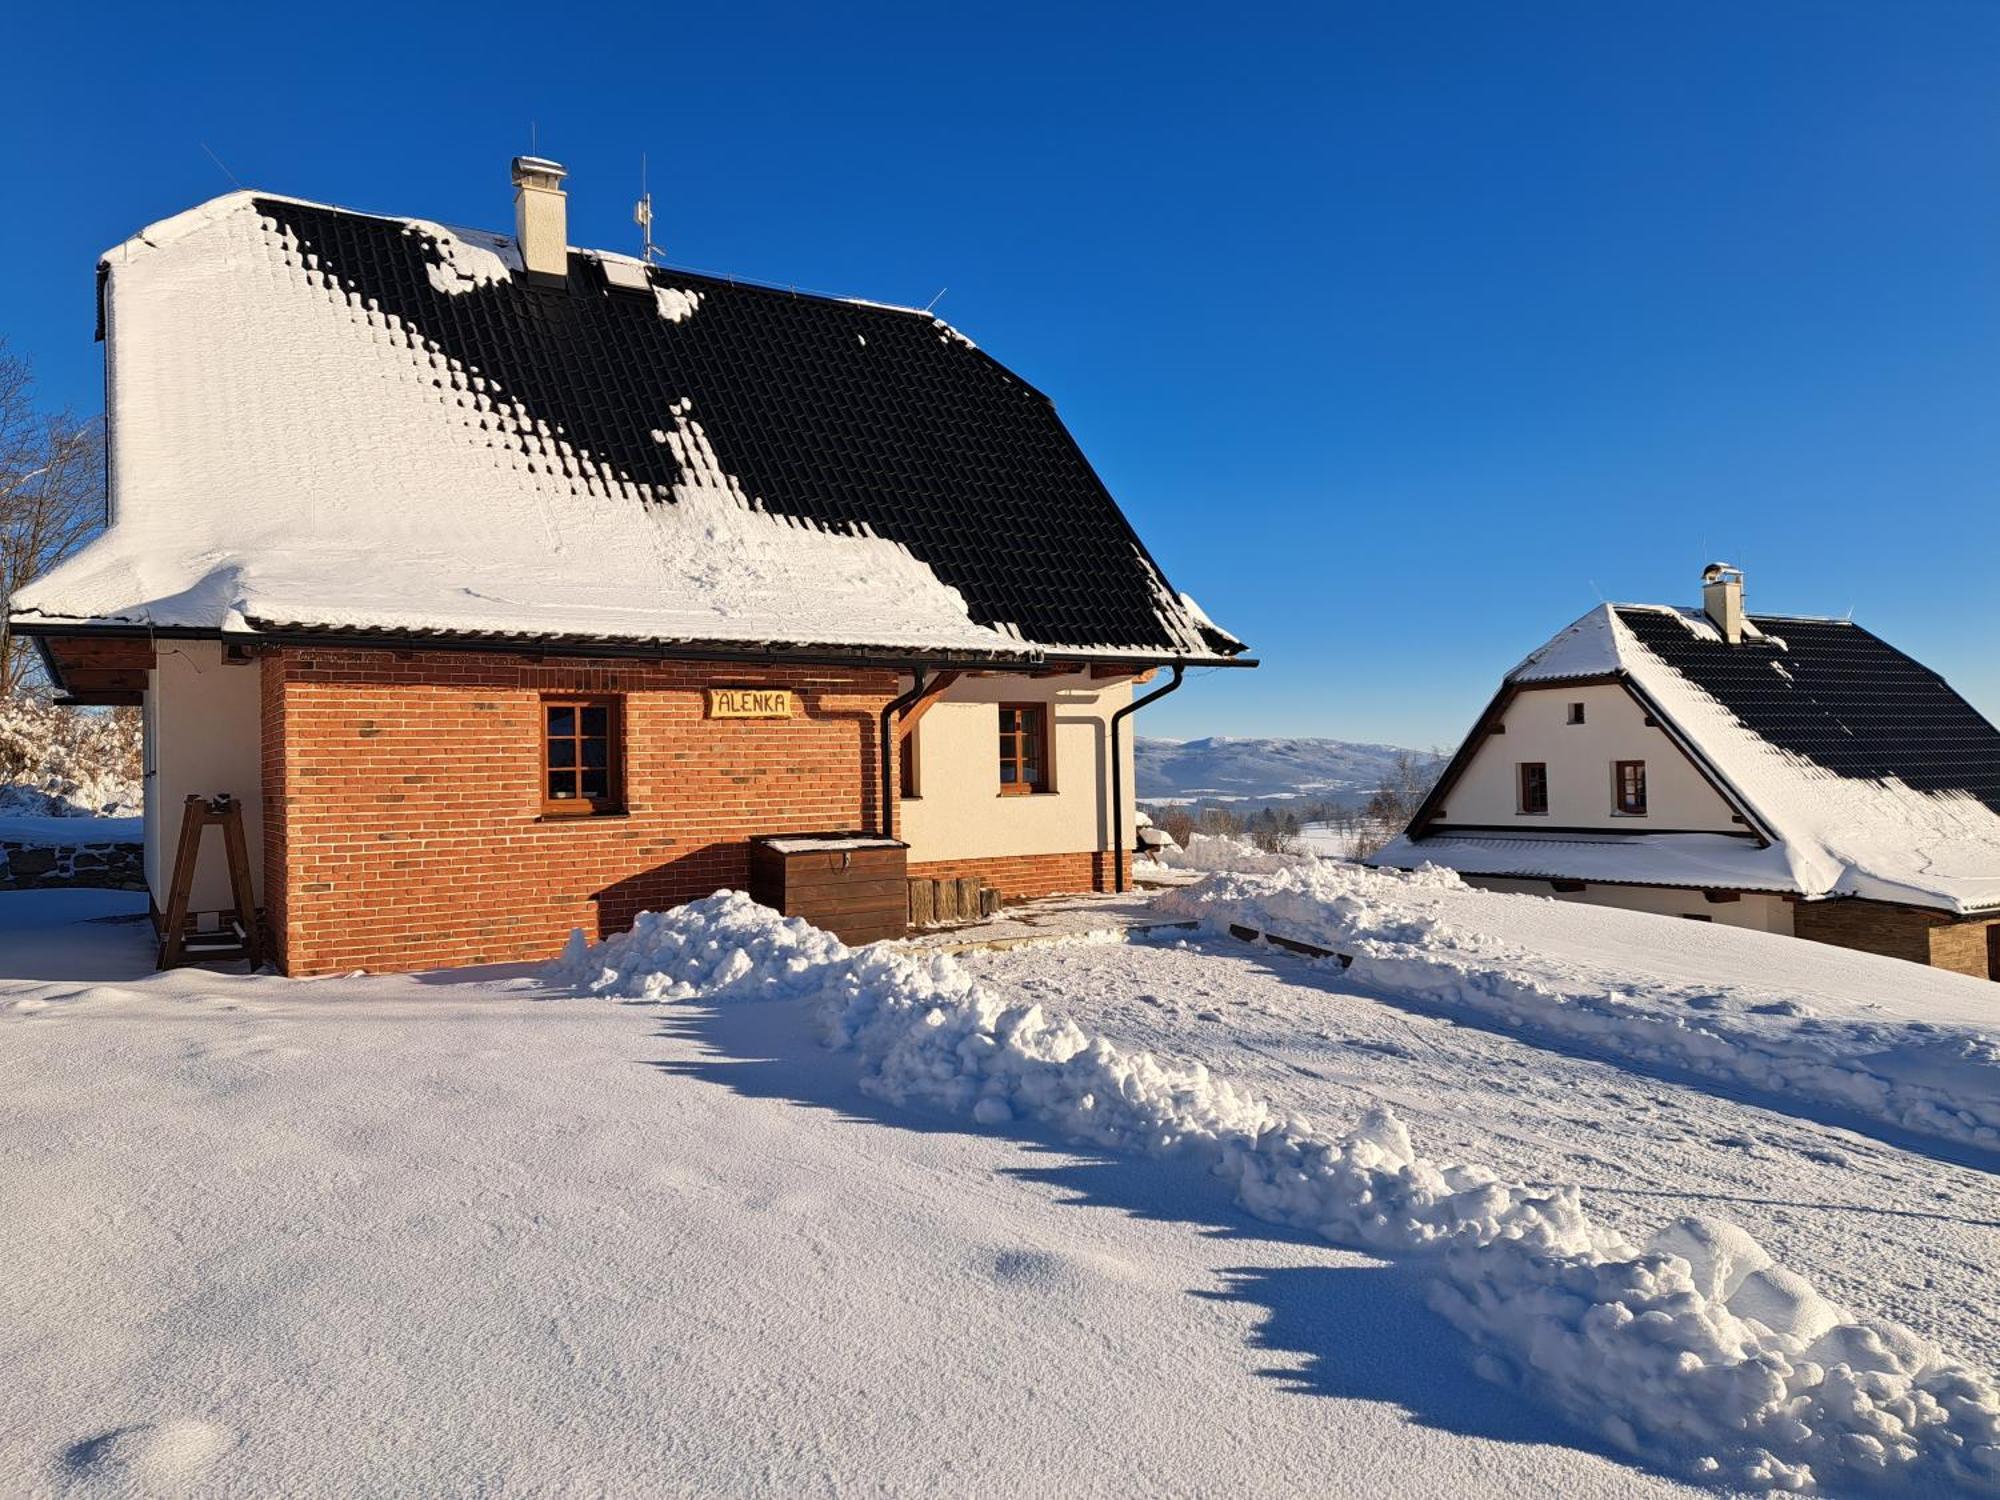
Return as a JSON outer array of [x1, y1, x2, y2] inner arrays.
[[1926, 914, 2000, 982], [1794, 896, 1999, 980], [0, 838, 145, 891]]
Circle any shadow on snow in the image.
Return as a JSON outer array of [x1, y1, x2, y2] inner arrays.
[[641, 988, 1652, 1485], [1187, 930, 2000, 1181]]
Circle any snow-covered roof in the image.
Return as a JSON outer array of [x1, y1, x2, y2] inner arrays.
[[1384, 603, 2000, 915], [1372, 830, 1800, 893], [10, 191, 1246, 666]]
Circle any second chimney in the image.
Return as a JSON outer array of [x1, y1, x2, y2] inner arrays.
[[1702, 562, 1745, 645], [512, 156, 569, 278]]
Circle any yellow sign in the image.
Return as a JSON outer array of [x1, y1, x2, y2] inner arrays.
[[707, 687, 795, 719]]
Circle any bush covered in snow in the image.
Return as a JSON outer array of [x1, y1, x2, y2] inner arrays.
[[551, 893, 2000, 1495], [0, 695, 140, 819]]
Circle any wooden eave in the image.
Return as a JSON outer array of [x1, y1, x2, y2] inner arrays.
[[34, 632, 155, 706]]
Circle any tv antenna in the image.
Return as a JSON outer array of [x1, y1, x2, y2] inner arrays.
[[634, 152, 659, 264]]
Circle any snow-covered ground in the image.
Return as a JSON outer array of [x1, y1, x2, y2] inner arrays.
[[7, 864, 2000, 1495], [1156, 856, 2000, 1154], [0, 888, 1716, 1499], [961, 933, 2000, 1424]]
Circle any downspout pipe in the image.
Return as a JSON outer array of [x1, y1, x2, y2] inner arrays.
[[1108, 664, 1185, 892], [878, 669, 951, 838]]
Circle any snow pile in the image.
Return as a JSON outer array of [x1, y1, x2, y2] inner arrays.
[[653, 285, 701, 323], [414, 220, 516, 293], [1156, 859, 2000, 1152], [550, 893, 2000, 1494], [1153, 832, 1311, 875], [0, 697, 140, 820]]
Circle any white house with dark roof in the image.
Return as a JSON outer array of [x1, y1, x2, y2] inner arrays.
[[7, 158, 1251, 974], [1374, 566, 2000, 979]]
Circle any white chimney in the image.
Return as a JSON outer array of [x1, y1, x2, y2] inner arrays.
[[1701, 562, 1745, 645], [512, 156, 569, 278]]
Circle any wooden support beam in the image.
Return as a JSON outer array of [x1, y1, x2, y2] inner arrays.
[[62, 668, 149, 694], [43, 635, 157, 670], [897, 671, 959, 738]]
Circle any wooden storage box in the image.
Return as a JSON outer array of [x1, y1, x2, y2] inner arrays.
[[748, 833, 909, 945]]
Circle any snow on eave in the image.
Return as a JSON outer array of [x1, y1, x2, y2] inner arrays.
[[1506, 603, 1629, 683]]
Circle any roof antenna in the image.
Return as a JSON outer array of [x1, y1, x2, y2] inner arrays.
[[530, 118, 538, 154], [924, 286, 948, 313], [635, 151, 659, 264], [1589, 578, 1605, 602], [200, 142, 243, 189]]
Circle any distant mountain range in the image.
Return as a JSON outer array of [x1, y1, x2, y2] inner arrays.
[[1134, 736, 1418, 812]]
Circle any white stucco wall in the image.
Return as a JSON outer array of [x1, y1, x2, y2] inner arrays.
[[143, 641, 264, 912], [899, 671, 1135, 864], [1444, 683, 1742, 832], [1469, 875, 1795, 935]]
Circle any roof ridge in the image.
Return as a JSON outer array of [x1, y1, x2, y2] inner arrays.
[[102, 188, 963, 330]]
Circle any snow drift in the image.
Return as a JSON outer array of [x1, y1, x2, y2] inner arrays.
[[550, 893, 2000, 1494], [1157, 855, 2000, 1154]]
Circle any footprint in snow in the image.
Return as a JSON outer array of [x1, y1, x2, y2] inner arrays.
[[1195, 1009, 1224, 1023], [1750, 999, 1814, 1017], [985, 1247, 1140, 1297], [60, 1419, 232, 1494]]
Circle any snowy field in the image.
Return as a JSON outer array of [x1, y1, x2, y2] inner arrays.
[[5, 865, 2000, 1496]]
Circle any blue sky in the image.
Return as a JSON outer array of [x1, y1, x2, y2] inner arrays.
[[6, 1, 1996, 746]]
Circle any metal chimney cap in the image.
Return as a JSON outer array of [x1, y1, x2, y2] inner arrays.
[[511, 156, 568, 185]]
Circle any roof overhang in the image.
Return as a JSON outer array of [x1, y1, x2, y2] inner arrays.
[[9, 617, 1256, 681], [27, 631, 155, 705]]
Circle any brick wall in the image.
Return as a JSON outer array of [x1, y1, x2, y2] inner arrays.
[[1794, 896, 1998, 981], [908, 850, 1111, 903], [262, 648, 899, 975]]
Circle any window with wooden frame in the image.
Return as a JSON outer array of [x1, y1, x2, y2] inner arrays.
[[1567, 702, 1586, 725], [1517, 762, 1549, 815], [542, 697, 623, 816], [1613, 759, 1647, 816], [899, 723, 921, 800], [997, 703, 1050, 795]]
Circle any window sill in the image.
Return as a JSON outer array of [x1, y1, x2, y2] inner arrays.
[[997, 789, 1055, 798], [536, 808, 630, 823]]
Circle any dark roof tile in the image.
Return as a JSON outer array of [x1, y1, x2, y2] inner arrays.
[[254, 199, 1239, 658]]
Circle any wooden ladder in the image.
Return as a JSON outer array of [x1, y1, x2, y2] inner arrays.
[[158, 794, 263, 969]]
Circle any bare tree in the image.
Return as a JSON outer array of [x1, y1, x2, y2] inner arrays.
[[1, 344, 105, 698], [1150, 804, 1196, 847], [1323, 748, 1449, 858]]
